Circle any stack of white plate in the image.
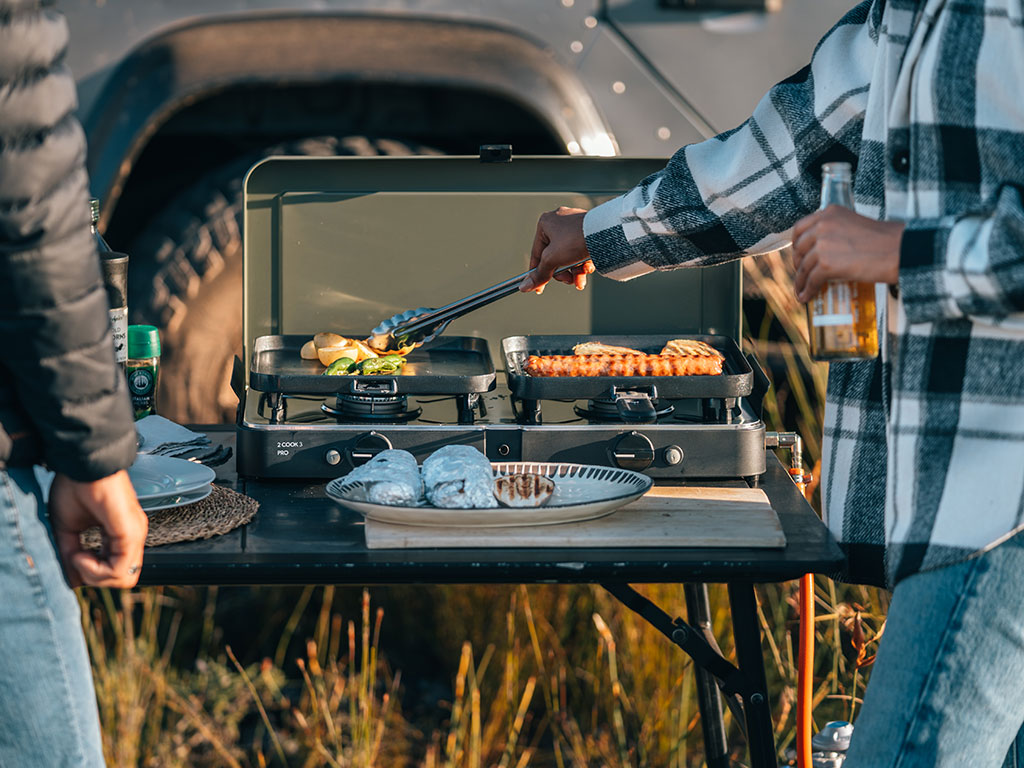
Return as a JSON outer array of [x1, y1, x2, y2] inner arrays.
[[129, 455, 216, 513], [35, 455, 216, 514]]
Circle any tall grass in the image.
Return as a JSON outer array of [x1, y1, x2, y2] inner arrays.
[[79, 254, 889, 766]]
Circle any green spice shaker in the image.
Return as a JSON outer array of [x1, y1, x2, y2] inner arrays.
[[127, 325, 160, 420]]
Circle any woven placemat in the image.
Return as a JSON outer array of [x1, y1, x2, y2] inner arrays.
[[81, 484, 258, 550]]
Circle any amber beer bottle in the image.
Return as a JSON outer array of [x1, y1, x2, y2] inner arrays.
[[806, 163, 879, 361]]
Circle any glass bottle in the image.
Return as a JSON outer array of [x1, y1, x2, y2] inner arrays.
[[806, 163, 879, 361], [91, 199, 129, 370], [127, 325, 160, 420]]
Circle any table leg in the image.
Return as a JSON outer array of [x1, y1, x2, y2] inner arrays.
[[727, 582, 776, 768], [684, 583, 730, 768]]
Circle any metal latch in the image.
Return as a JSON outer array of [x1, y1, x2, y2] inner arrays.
[[347, 431, 394, 465], [349, 379, 398, 396]]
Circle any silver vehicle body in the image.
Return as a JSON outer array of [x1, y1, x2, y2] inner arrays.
[[64, 0, 853, 219]]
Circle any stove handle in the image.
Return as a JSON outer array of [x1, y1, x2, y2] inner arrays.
[[745, 353, 771, 421]]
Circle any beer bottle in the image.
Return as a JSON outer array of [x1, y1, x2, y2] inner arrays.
[[91, 199, 129, 370], [806, 163, 879, 361]]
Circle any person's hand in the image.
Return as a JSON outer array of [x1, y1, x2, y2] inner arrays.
[[48, 470, 148, 588], [519, 206, 596, 293], [792, 205, 905, 302]]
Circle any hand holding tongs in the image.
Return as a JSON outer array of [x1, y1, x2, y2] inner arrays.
[[366, 259, 590, 353]]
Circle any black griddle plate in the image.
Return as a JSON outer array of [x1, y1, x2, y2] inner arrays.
[[250, 335, 495, 395], [502, 334, 752, 400]]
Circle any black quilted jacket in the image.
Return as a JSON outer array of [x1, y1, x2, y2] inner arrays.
[[0, 0, 135, 480]]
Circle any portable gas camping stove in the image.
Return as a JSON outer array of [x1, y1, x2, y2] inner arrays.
[[236, 153, 771, 482], [237, 333, 768, 481]]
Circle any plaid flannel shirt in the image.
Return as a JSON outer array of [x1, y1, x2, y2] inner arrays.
[[584, 0, 1024, 586]]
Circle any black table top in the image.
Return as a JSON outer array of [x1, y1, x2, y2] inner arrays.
[[139, 427, 844, 586]]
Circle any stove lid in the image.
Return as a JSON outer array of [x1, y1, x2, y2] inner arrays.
[[242, 154, 741, 378]]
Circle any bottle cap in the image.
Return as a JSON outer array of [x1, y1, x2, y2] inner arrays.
[[128, 325, 161, 359], [90, 198, 100, 225], [821, 161, 852, 178], [811, 720, 853, 752]]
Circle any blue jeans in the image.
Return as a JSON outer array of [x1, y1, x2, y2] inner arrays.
[[0, 468, 105, 766], [846, 529, 1024, 768]]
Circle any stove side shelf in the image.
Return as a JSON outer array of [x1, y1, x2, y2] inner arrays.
[[250, 335, 497, 395], [502, 334, 753, 401]]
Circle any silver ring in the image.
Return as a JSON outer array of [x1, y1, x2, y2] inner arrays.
[[127, 565, 140, 576]]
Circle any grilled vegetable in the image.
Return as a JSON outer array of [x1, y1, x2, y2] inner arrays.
[[323, 357, 356, 375], [314, 332, 346, 349], [356, 355, 406, 375], [306, 330, 411, 368], [318, 344, 361, 366]]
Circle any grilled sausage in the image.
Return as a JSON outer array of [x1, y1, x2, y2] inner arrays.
[[524, 353, 723, 377]]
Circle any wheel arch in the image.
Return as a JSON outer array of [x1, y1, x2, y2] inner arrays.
[[84, 12, 615, 226]]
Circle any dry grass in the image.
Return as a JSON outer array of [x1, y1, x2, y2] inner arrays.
[[80, 255, 889, 766]]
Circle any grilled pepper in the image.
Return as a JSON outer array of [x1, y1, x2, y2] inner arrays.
[[356, 355, 406, 375], [323, 357, 356, 375]]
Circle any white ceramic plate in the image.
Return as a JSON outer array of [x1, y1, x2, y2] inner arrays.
[[128, 454, 216, 501], [326, 462, 653, 528], [140, 484, 212, 513]]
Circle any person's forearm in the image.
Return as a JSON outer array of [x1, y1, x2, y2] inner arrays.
[[583, 1, 877, 281]]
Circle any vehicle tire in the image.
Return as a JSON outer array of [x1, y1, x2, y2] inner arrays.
[[128, 137, 441, 423]]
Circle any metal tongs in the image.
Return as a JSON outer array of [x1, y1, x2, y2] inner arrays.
[[366, 259, 589, 352]]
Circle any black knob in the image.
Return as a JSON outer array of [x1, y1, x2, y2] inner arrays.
[[609, 431, 655, 471], [347, 431, 393, 466]]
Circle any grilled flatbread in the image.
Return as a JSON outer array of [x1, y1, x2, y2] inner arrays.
[[660, 339, 723, 359], [572, 341, 644, 356]]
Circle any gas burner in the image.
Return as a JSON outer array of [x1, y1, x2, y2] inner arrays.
[[574, 398, 675, 424], [322, 392, 422, 423], [571, 386, 673, 425]]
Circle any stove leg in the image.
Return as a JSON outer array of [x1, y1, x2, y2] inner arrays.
[[522, 399, 541, 425], [685, 584, 729, 768], [457, 394, 478, 425], [267, 392, 286, 424], [727, 583, 776, 768]]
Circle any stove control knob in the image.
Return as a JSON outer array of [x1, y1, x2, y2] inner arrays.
[[664, 445, 684, 467], [325, 449, 342, 466], [610, 431, 655, 472], [347, 431, 393, 466]]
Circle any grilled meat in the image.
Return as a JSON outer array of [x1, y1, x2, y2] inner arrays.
[[524, 353, 723, 377]]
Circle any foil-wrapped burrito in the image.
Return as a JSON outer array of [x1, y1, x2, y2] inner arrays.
[[422, 445, 497, 509], [345, 449, 422, 506]]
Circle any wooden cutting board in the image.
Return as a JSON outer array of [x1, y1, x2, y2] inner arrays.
[[363, 486, 785, 550]]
